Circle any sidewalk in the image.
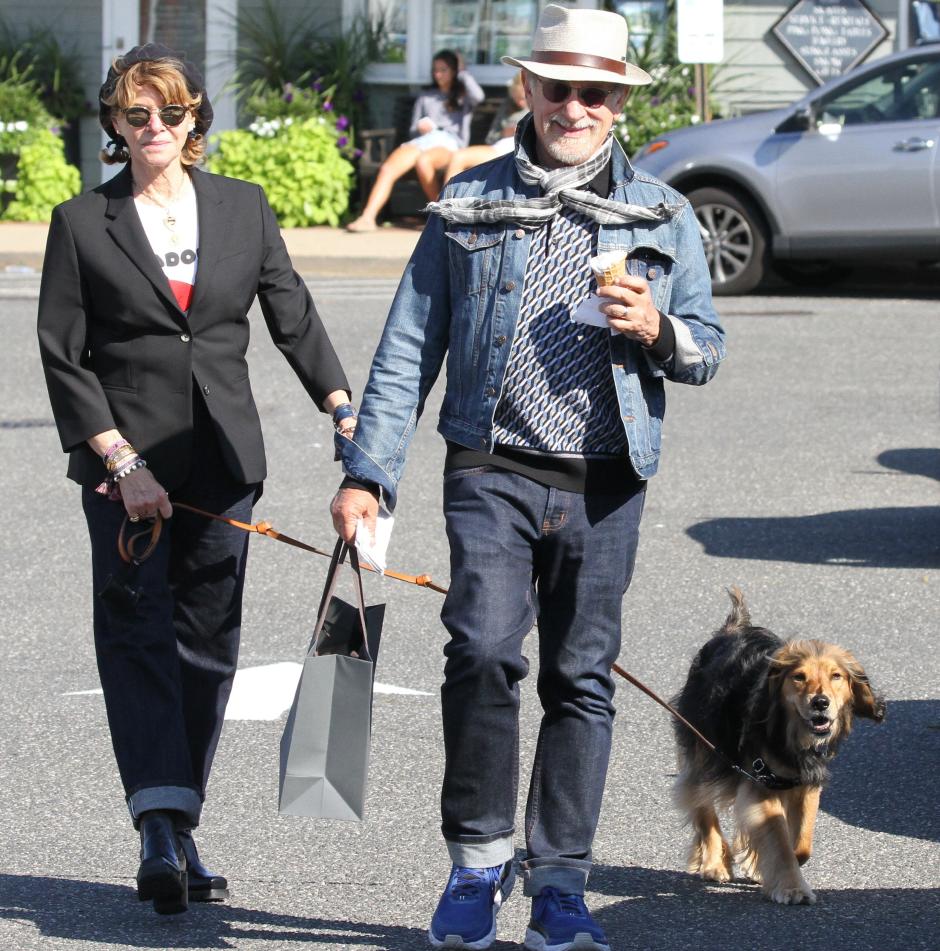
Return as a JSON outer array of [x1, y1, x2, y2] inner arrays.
[[0, 221, 421, 279]]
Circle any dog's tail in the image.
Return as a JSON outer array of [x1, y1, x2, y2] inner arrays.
[[720, 586, 751, 635]]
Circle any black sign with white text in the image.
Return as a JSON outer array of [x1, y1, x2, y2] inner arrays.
[[771, 0, 889, 85]]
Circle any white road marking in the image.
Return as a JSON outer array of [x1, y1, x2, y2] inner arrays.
[[63, 662, 432, 721]]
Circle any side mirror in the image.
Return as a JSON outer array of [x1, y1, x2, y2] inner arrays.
[[775, 107, 813, 134]]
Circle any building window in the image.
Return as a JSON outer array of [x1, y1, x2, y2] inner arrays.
[[432, 0, 539, 65], [370, 0, 408, 63]]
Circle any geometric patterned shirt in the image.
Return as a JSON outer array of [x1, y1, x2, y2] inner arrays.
[[492, 205, 627, 456]]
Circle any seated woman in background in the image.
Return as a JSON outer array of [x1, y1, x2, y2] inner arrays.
[[346, 49, 484, 233], [442, 71, 528, 182]]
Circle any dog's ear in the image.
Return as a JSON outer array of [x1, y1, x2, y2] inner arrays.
[[840, 650, 886, 722]]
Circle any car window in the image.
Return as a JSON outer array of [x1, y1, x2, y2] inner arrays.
[[817, 57, 940, 127]]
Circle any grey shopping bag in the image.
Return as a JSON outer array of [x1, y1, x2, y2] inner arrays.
[[278, 539, 385, 821]]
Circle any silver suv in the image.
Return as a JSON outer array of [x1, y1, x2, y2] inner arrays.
[[633, 44, 940, 294]]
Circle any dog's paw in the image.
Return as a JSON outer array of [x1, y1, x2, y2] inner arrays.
[[766, 880, 816, 905], [699, 863, 733, 883]]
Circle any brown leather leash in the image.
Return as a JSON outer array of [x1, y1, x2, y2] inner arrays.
[[157, 502, 795, 788], [171, 501, 449, 594]]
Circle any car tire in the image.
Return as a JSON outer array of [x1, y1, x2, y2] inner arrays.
[[687, 186, 769, 295]]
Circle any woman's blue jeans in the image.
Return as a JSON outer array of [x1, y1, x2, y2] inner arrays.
[[82, 459, 258, 829], [439, 465, 645, 896]]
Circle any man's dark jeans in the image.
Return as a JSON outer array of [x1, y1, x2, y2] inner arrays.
[[82, 460, 257, 829], [439, 465, 645, 896]]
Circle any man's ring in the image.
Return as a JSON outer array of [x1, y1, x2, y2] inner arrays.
[[129, 514, 141, 522]]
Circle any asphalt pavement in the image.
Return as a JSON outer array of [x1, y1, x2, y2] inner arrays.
[[0, 268, 937, 951]]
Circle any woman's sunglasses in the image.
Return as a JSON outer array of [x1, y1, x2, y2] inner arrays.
[[122, 105, 189, 128], [539, 80, 616, 109]]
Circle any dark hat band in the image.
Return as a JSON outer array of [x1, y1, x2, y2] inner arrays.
[[531, 50, 628, 75]]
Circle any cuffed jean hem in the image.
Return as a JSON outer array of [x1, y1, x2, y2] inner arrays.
[[127, 786, 202, 829], [522, 860, 590, 897], [445, 833, 514, 869]]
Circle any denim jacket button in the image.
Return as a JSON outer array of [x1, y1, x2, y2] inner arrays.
[[503, 281, 516, 292], [647, 267, 657, 280], [485, 386, 496, 397], [467, 233, 478, 245], [495, 334, 507, 346], [514, 229, 524, 239]]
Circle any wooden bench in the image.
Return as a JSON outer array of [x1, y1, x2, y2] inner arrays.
[[356, 94, 503, 218]]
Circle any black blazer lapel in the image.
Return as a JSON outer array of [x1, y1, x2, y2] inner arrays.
[[187, 168, 226, 318], [104, 165, 187, 321]]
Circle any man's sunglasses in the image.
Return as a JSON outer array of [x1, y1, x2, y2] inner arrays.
[[539, 80, 616, 109], [122, 105, 189, 128]]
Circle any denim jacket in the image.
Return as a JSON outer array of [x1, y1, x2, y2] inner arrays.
[[343, 138, 726, 511]]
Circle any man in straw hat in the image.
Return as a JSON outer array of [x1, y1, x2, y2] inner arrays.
[[332, 5, 725, 948]]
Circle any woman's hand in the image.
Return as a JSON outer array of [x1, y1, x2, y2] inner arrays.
[[119, 467, 173, 521], [416, 117, 436, 134]]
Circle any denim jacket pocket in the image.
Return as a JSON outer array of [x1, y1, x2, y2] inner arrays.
[[625, 245, 677, 312], [445, 226, 504, 295]]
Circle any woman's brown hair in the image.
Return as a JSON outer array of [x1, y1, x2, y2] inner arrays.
[[100, 57, 206, 166]]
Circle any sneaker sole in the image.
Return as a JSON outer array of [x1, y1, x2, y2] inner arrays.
[[523, 928, 611, 951], [428, 865, 516, 950]]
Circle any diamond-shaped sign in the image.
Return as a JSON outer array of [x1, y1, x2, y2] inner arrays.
[[771, 0, 889, 86]]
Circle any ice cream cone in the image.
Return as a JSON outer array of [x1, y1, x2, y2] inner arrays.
[[590, 250, 627, 287]]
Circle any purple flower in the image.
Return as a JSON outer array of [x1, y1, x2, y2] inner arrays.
[[337, 135, 348, 148], [322, 101, 333, 112], [313, 79, 323, 92], [336, 114, 349, 131], [283, 92, 294, 103], [651, 96, 660, 106], [353, 148, 363, 159]]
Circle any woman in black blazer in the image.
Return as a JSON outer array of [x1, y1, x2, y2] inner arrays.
[[37, 44, 355, 915]]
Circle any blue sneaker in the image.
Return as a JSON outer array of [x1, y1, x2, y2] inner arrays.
[[428, 860, 515, 949], [524, 888, 610, 951]]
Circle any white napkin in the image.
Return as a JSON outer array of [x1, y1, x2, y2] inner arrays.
[[571, 294, 615, 331], [354, 509, 394, 574]]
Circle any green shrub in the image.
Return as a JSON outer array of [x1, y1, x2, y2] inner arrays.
[[208, 117, 354, 227], [614, 62, 699, 155], [0, 74, 80, 220], [4, 127, 80, 220]]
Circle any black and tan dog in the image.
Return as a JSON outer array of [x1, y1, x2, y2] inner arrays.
[[672, 588, 885, 905]]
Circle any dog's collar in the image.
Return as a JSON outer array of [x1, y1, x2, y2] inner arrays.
[[735, 758, 802, 790]]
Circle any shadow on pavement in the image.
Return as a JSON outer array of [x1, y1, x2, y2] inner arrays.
[[0, 875, 428, 949], [589, 863, 940, 950], [825, 699, 940, 843], [876, 448, 940, 482], [686, 505, 940, 569]]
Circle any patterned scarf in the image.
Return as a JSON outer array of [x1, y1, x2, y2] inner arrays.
[[426, 114, 679, 228]]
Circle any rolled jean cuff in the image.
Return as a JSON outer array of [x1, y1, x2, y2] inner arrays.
[[445, 833, 514, 869], [522, 858, 590, 897], [127, 786, 202, 829]]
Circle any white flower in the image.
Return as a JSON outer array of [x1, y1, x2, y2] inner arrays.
[[691, 115, 701, 124], [14, 120, 27, 131]]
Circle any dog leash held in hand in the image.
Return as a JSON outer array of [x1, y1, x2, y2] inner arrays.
[[171, 501, 449, 594], [158, 503, 795, 789]]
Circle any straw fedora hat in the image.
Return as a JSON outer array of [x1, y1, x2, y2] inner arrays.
[[502, 3, 651, 87]]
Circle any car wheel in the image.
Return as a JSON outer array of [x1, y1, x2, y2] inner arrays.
[[687, 187, 769, 295]]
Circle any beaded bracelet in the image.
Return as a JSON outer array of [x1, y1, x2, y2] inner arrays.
[[112, 458, 148, 481]]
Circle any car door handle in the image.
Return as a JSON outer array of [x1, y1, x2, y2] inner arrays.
[[893, 137, 935, 152]]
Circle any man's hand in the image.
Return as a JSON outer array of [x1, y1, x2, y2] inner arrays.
[[331, 487, 379, 544], [596, 274, 661, 347]]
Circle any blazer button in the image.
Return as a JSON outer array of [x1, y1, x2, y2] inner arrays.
[[203, 384, 210, 396], [180, 333, 191, 342]]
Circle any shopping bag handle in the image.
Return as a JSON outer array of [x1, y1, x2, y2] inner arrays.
[[311, 538, 373, 663]]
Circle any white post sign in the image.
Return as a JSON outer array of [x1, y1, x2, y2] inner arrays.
[[677, 0, 725, 65]]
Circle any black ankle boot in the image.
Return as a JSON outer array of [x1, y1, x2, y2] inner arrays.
[[178, 828, 229, 901], [137, 810, 188, 915]]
